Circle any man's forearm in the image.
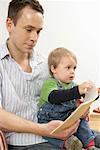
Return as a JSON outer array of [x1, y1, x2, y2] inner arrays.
[[0, 108, 47, 136], [0, 108, 80, 140]]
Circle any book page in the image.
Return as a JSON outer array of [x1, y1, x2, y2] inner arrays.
[[51, 84, 98, 134], [84, 83, 98, 102]]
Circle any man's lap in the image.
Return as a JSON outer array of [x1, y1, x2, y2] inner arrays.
[[8, 142, 61, 150]]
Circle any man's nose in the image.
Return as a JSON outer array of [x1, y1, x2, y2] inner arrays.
[[30, 31, 38, 42]]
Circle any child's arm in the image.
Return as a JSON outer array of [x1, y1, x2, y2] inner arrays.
[[48, 86, 81, 104], [48, 81, 93, 104]]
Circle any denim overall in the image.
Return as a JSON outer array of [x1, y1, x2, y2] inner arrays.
[[38, 79, 95, 148]]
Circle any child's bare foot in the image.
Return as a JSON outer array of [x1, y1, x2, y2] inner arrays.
[[93, 107, 100, 113]]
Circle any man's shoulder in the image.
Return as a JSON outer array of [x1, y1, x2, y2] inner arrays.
[[31, 51, 48, 67], [0, 43, 8, 60], [0, 44, 4, 59], [31, 51, 49, 78]]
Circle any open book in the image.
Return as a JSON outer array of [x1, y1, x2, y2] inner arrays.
[[51, 84, 99, 134]]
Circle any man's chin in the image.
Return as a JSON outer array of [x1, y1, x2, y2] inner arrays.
[[25, 48, 33, 53]]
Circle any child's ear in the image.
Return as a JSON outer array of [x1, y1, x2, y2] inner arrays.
[[51, 65, 56, 74]]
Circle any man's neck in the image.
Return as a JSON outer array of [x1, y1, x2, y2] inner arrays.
[[7, 39, 32, 73]]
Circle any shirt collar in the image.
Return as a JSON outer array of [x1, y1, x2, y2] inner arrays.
[[0, 40, 45, 65], [0, 41, 10, 59]]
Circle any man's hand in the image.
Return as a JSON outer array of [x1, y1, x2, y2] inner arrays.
[[40, 120, 80, 140]]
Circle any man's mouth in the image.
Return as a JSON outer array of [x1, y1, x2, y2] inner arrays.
[[26, 44, 35, 49]]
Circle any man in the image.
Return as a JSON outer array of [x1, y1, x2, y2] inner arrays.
[[0, 0, 83, 149]]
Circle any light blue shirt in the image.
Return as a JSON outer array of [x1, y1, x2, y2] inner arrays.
[[0, 43, 49, 145]]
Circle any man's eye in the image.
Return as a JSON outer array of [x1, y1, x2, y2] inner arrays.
[[26, 29, 32, 32], [37, 30, 41, 34]]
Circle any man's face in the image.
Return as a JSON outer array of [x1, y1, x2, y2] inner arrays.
[[6, 6, 44, 54]]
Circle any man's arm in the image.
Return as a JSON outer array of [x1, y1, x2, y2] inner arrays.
[[0, 108, 80, 140]]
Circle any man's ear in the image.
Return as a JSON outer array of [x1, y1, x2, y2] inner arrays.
[[6, 18, 14, 33]]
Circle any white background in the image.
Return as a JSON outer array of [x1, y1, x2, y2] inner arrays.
[[0, 0, 100, 88]]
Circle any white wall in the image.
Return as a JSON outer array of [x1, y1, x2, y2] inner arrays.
[[0, 0, 99, 87], [0, 0, 10, 43], [38, 0, 99, 88]]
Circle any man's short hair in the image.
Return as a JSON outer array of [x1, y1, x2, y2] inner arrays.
[[8, 0, 44, 25]]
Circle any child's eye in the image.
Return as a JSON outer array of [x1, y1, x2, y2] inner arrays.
[[66, 66, 70, 69], [74, 66, 76, 70]]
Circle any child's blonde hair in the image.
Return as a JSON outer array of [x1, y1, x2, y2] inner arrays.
[[48, 47, 77, 76]]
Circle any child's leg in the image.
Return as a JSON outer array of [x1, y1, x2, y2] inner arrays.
[[75, 119, 95, 149], [94, 132, 100, 148], [43, 136, 65, 149], [43, 135, 83, 150], [65, 135, 83, 150]]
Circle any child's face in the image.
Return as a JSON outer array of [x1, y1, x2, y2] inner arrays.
[[52, 56, 77, 83]]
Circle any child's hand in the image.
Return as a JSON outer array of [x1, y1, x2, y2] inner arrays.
[[98, 88, 100, 95], [81, 108, 90, 121], [78, 81, 93, 95], [76, 99, 89, 121], [76, 99, 84, 107]]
